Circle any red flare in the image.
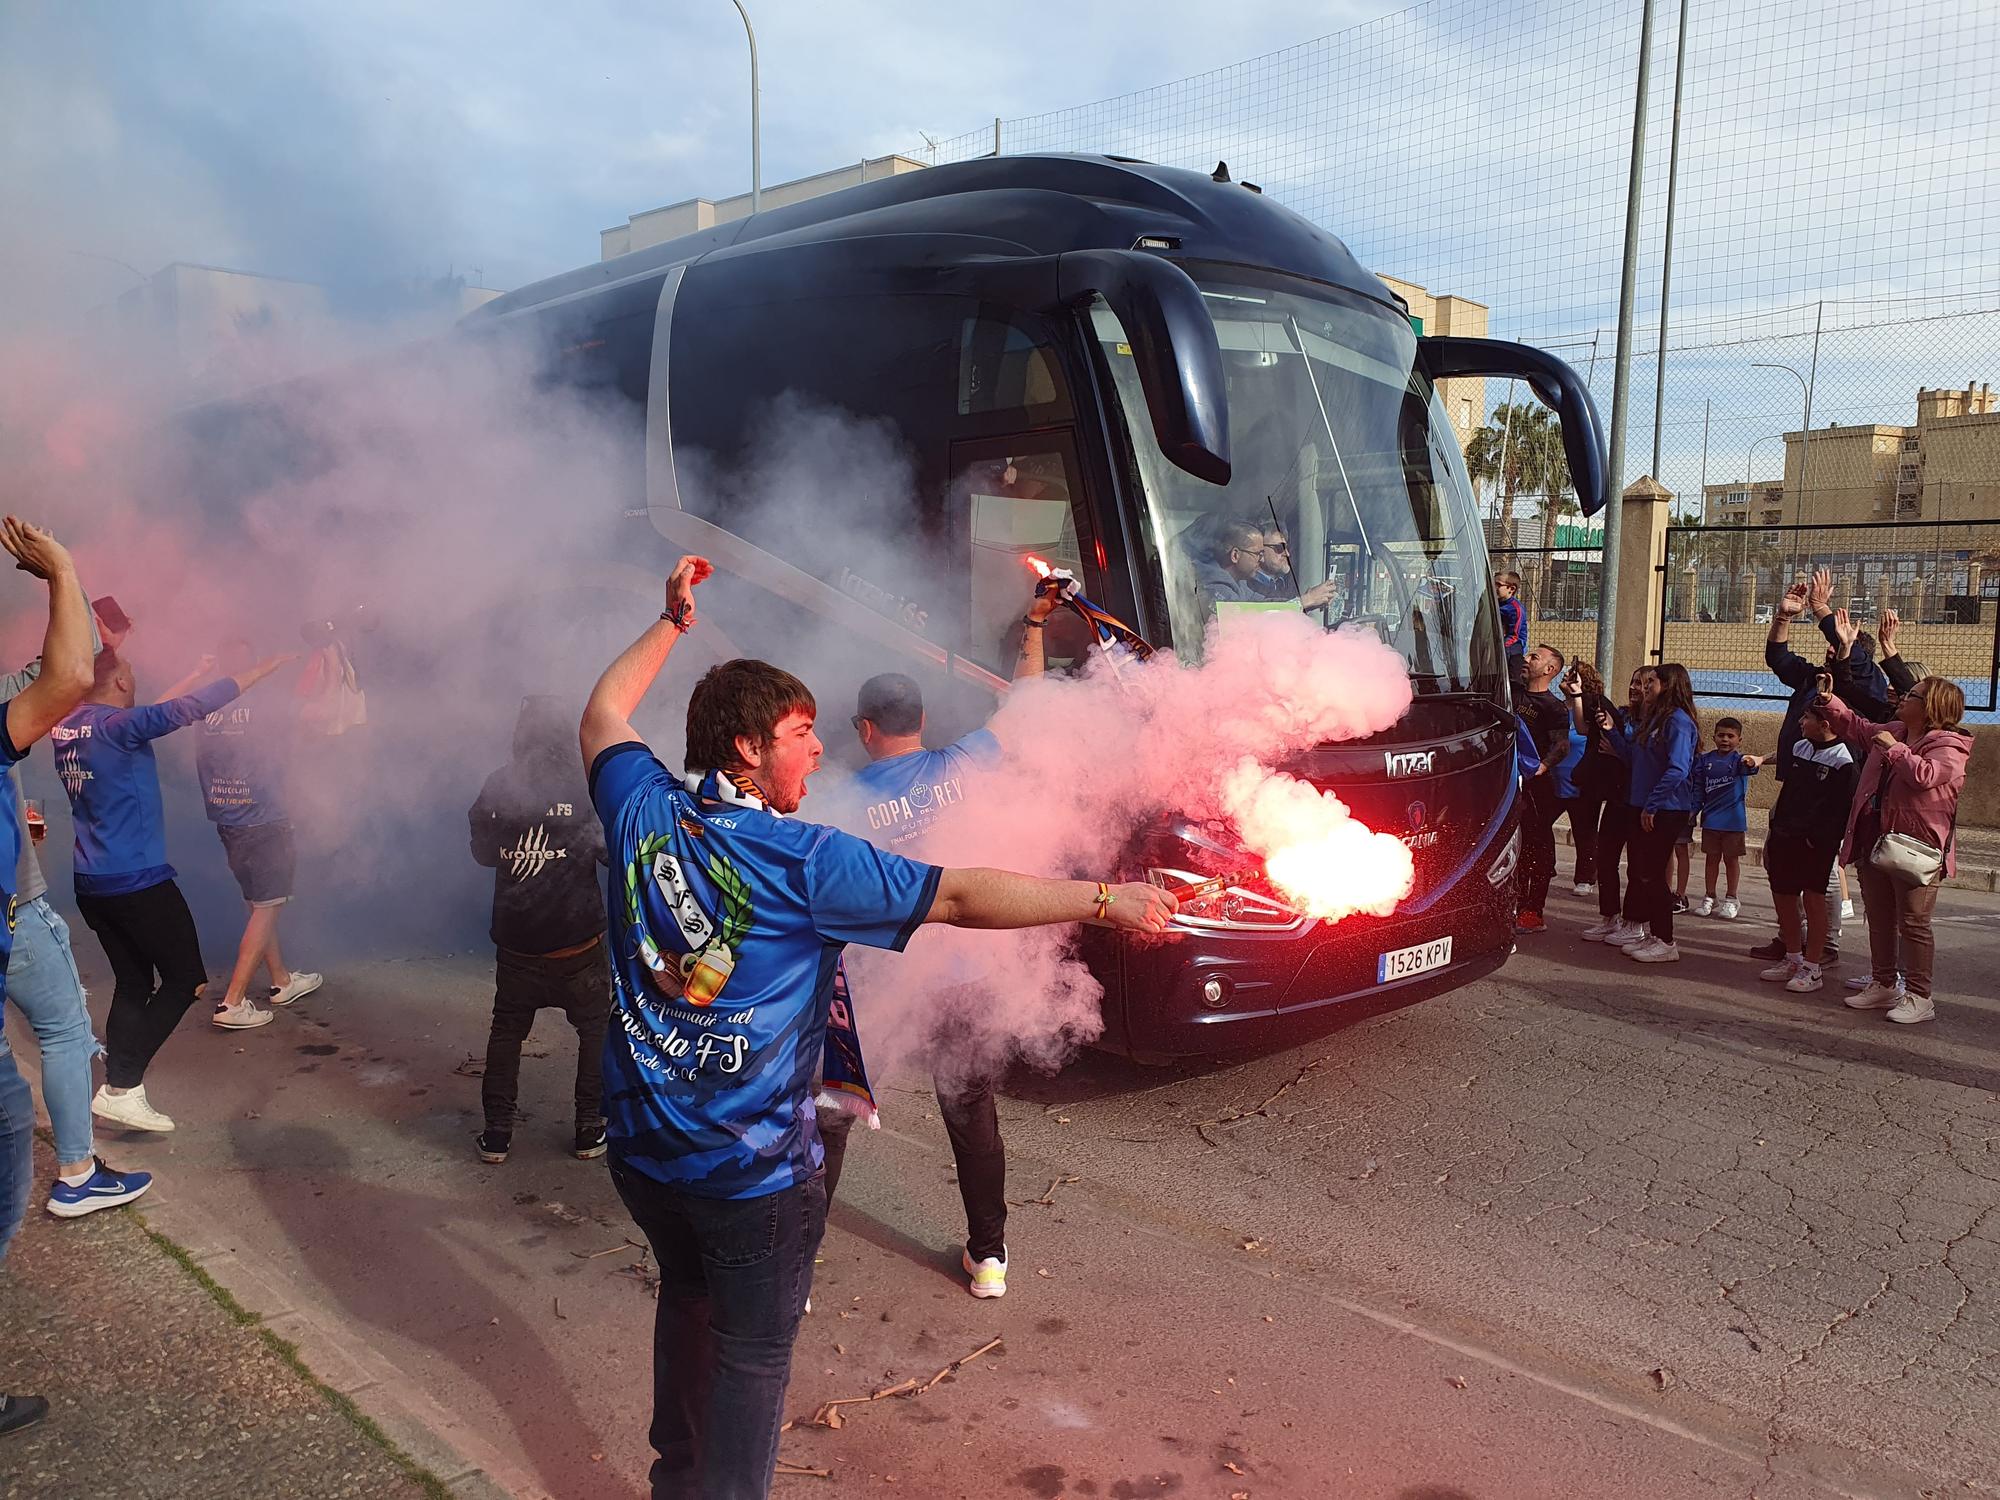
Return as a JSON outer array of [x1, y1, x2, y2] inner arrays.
[[1024, 554, 1053, 578]]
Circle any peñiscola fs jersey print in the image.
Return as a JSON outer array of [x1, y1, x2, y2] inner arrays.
[[589, 745, 940, 1200]]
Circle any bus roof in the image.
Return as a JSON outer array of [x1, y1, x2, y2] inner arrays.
[[467, 153, 1392, 323]]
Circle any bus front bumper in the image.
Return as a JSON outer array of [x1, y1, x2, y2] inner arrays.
[[1100, 882, 1516, 1059]]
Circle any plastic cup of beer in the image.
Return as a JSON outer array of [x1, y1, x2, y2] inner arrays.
[[24, 797, 45, 846]]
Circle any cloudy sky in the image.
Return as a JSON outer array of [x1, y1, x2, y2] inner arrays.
[[3, 0, 1993, 502], [0, 0, 1397, 312]]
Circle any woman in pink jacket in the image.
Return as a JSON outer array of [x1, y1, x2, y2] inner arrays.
[[1818, 677, 1972, 1024]]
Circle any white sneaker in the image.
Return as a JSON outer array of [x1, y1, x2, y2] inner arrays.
[[92, 1085, 176, 1133], [1717, 898, 1740, 920], [212, 1000, 274, 1030], [1572, 882, 1597, 897], [1784, 965, 1824, 993], [1759, 957, 1801, 982], [269, 972, 324, 1007], [1580, 916, 1621, 942], [1839, 899, 1855, 920], [1614, 922, 1652, 950], [1845, 980, 1905, 1010], [1885, 994, 1935, 1024], [1629, 937, 1681, 963], [962, 1246, 1008, 1299], [1693, 896, 1714, 918]]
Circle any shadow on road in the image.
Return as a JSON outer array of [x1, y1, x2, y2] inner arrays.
[[1523, 934, 2000, 1095], [229, 1115, 617, 1497]]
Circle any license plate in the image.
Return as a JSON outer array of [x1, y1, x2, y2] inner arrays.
[[1377, 936, 1453, 984]]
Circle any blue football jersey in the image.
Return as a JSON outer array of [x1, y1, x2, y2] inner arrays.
[[590, 746, 940, 1199]]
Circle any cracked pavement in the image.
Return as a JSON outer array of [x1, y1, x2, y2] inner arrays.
[[1001, 881, 2000, 1495], [7, 880, 1993, 1497]]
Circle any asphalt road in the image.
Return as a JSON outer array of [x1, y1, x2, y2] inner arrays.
[[8, 878, 1995, 1500]]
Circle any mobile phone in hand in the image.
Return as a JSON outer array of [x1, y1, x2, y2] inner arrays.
[[92, 596, 131, 635]]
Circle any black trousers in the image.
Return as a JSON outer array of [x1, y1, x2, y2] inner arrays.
[[75, 880, 208, 1089], [819, 1074, 1008, 1261], [1594, 802, 1637, 918], [1622, 810, 1693, 942], [481, 943, 611, 1135], [1567, 795, 1604, 884], [1516, 773, 1561, 915]]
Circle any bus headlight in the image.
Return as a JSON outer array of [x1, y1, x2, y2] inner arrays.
[[1147, 867, 1305, 933], [1486, 829, 1520, 888]]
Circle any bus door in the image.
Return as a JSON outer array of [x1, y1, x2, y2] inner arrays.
[[945, 430, 1104, 682]]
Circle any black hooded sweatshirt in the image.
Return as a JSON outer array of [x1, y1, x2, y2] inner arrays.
[[469, 697, 607, 955]]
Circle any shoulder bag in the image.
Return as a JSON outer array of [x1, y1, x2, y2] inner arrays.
[[1864, 752, 1956, 887]]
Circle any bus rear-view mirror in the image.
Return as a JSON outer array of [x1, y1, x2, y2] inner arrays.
[[1058, 250, 1232, 485], [1416, 336, 1610, 517]]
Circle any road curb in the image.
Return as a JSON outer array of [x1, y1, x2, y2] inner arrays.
[[8, 1045, 548, 1500], [1551, 822, 2000, 892]]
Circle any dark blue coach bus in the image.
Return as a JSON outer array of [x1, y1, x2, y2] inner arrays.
[[251, 153, 1611, 1058]]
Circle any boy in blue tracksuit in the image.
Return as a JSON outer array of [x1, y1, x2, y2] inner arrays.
[[54, 648, 291, 1132], [1693, 717, 1762, 920]]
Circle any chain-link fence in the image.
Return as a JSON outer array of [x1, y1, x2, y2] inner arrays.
[[1659, 519, 2000, 719], [1490, 539, 1603, 668], [930, 0, 2000, 573]]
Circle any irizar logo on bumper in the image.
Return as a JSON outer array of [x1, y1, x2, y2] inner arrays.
[[1383, 749, 1435, 778]]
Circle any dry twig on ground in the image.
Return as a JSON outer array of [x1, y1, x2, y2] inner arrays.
[[784, 1336, 1005, 1432]]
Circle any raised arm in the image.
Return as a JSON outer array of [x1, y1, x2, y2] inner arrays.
[[1, 520, 93, 750], [1764, 581, 1813, 683], [156, 654, 218, 704], [925, 867, 1176, 934], [580, 556, 711, 767], [1878, 610, 1919, 695], [0, 575, 101, 702], [106, 676, 245, 747], [1014, 581, 1058, 681], [231, 653, 299, 694]]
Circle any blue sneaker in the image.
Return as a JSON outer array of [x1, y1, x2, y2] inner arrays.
[[46, 1157, 153, 1219]]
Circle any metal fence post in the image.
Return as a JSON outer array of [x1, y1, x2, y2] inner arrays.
[[1595, 0, 1659, 684]]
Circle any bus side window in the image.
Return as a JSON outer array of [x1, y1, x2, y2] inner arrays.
[[958, 317, 1071, 421]]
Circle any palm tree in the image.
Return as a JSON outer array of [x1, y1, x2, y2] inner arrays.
[[1466, 402, 1570, 550]]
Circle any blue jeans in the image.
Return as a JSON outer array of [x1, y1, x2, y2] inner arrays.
[[610, 1161, 826, 1500], [4, 897, 99, 1166], [0, 1034, 32, 1264]]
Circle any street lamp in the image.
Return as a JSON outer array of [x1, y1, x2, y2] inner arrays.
[[729, 0, 761, 213], [1752, 361, 1814, 561], [1746, 434, 1783, 486]]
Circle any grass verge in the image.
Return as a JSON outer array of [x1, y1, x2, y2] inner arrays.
[[140, 1219, 454, 1500]]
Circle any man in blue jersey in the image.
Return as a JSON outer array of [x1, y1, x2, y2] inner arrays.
[[54, 645, 293, 1132], [181, 639, 321, 1029], [580, 555, 1175, 1500], [816, 573, 1057, 1299], [0, 516, 98, 1441]]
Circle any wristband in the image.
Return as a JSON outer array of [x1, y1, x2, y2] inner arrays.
[[1093, 881, 1113, 921], [1022, 615, 1046, 630], [661, 604, 691, 631]]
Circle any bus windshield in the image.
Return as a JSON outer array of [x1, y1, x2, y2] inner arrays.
[[1093, 267, 1505, 704]]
